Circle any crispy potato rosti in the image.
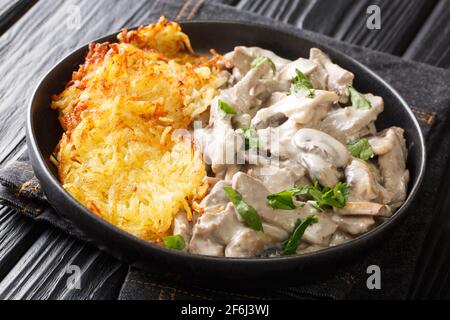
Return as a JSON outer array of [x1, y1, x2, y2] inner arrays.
[[52, 17, 226, 240]]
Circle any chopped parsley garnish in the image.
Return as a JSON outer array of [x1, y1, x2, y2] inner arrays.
[[251, 56, 276, 72], [163, 235, 186, 250], [348, 86, 372, 109], [282, 215, 319, 255], [290, 68, 315, 98], [224, 186, 263, 231], [267, 186, 310, 210], [267, 181, 349, 211], [218, 99, 237, 115], [347, 138, 374, 161]]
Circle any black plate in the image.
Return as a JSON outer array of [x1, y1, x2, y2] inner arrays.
[[27, 21, 425, 287]]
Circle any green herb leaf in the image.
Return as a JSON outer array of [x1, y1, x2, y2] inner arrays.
[[163, 235, 186, 250], [308, 201, 323, 212], [218, 99, 237, 115], [282, 215, 319, 255], [347, 138, 374, 161], [237, 127, 260, 150], [267, 186, 310, 210], [250, 56, 276, 72], [348, 86, 372, 109], [317, 182, 349, 209], [267, 182, 349, 211], [290, 68, 315, 98], [223, 186, 263, 231]]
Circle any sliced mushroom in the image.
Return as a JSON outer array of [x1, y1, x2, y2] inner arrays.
[[294, 128, 350, 187], [294, 128, 350, 166]]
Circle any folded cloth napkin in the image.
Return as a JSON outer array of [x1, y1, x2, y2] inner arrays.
[[1, 0, 450, 300]]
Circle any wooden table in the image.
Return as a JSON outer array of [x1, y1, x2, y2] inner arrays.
[[0, 0, 449, 299]]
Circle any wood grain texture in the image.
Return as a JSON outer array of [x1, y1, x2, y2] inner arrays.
[[232, 0, 438, 55], [211, 0, 239, 5], [403, 0, 450, 68], [0, 227, 126, 300], [236, 0, 315, 25], [0, 0, 37, 35], [0, 207, 43, 280], [0, 0, 449, 300], [0, 0, 167, 300]]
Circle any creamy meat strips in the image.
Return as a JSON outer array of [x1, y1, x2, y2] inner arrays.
[[189, 46, 409, 257]]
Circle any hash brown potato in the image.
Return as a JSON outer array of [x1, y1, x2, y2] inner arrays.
[[52, 17, 226, 240]]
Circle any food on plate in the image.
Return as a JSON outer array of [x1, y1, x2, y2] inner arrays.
[[51, 17, 409, 257], [51, 17, 227, 240]]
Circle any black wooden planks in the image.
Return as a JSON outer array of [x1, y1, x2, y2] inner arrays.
[[0, 0, 165, 300], [0, 0, 37, 35], [0, 227, 126, 300], [0, 0, 449, 300], [0, 207, 43, 280], [233, 0, 439, 55], [404, 0, 450, 68]]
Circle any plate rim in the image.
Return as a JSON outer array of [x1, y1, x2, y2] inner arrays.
[[26, 20, 426, 267]]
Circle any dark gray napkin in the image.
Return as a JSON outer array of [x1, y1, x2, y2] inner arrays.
[[0, 153, 90, 242], [1, 0, 450, 299]]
